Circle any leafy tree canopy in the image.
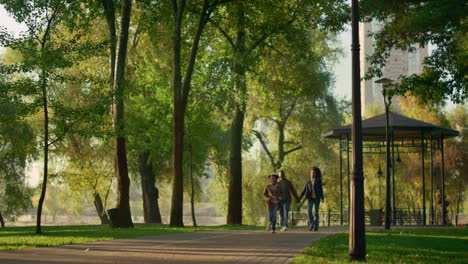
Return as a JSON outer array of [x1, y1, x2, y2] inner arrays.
[[361, 0, 467, 104]]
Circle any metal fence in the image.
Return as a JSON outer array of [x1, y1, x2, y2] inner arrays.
[[289, 209, 467, 227]]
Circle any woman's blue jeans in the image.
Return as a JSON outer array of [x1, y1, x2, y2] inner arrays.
[[307, 198, 321, 229], [268, 203, 280, 231]]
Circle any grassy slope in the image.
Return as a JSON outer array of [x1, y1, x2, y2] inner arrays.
[[0, 224, 261, 250], [293, 227, 468, 264]]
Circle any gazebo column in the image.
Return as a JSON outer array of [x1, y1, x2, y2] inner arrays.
[[384, 115, 391, 230], [392, 133, 396, 225], [339, 139, 343, 225], [429, 136, 434, 225], [347, 136, 350, 222], [421, 130, 426, 225], [441, 135, 446, 225]]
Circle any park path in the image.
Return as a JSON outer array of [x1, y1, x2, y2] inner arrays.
[[0, 227, 346, 264]]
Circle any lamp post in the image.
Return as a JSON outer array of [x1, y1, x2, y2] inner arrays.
[[349, 0, 366, 261], [375, 77, 394, 230], [376, 164, 383, 209]]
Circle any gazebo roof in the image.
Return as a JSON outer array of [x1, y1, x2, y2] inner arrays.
[[324, 112, 459, 141]]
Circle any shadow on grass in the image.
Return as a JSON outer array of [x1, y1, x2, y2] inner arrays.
[[295, 227, 468, 264], [0, 223, 266, 250], [0, 224, 187, 238]]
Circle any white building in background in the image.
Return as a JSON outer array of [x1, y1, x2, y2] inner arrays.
[[359, 20, 428, 115]]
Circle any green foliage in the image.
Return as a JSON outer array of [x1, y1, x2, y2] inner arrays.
[[0, 75, 36, 223], [445, 105, 468, 217], [0, 0, 110, 141], [0, 0, 464, 232], [293, 227, 468, 264], [124, 9, 229, 190], [394, 98, 467, 217], [361, 0, 467, 104], [203, 1, 351, 223], [51, 135, 115, 204]]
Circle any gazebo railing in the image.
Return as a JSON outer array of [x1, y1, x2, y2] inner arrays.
[[289, 208, 442, 227]]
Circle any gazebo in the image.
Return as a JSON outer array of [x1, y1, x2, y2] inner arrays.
[[324, 112, 459, 226]]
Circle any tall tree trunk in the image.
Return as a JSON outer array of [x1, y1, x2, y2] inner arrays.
[[189, 143, 197, 227], [138, 151, 162, 224], [93, 193, 110, 224], [228, 104, 245, 225], [277, 121, 285, 170], [36, 69, 49, 234], [170, 0, 211, 227], [169, 0, 186, 227], [0, 211, 5, 227], [34, 5, 61, 234], [227, 3, 246, 225], [171, 106, 185, 226], [112, 0, 133, 228]]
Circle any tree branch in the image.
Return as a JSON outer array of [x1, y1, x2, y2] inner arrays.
[[208, 0, 233, 9], [247, 7, 298, 54], [181, 0, 210, 108], [207, 17, 236, 50], [282, 101, 297, 123], [129, 19, 142, 55], [252, 130, 276, 169], [47, 114, 88, 147], [247, 33, 269, 54], [40, 0, 63, 47], [284, 140, 300, 145], [284, 145, 302, 156]]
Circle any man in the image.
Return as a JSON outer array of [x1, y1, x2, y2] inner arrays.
[[278, 170, 299, 231]]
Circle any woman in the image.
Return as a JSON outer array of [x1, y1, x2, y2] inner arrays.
[[263, 174, 283, 234], [299, 167, 324, 231]]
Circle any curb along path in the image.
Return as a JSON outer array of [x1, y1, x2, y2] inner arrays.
[[0, 228, 346, 264]]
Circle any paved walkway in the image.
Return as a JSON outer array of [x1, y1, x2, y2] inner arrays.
[[0, 228, 346, 264]]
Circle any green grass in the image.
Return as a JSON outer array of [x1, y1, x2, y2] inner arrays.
[[293, 227, 468, 264], [0, 223, 262, 251]]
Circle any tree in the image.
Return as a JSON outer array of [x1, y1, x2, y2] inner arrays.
[[125, 62, 169, 224], [100, 0, 134, 228], [55, 135, 114, 224], [445, 105, 467, 225], [167, 0, 228, 227], [126, 79, 169, 224], [361, 0, 467, 104], [0, 88, 35, 227], [396, 97, 467, 224], [184, 98, 227, 226], [250, 29, 336, 171], [208, 0, 349, 224], [0, 0, 104, 233]]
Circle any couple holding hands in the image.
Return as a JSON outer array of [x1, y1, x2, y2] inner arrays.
[[263, 167, 324, 233]]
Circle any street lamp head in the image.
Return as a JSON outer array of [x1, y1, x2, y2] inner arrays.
[[376, 77, 395, 104], [375, 78, 394, 85]]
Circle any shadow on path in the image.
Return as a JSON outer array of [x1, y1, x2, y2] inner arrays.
[[0, 228, 346, 264]]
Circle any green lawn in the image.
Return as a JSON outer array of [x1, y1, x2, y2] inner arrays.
[[0, 224, 261, 251], [293, 227, 468, 264]]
